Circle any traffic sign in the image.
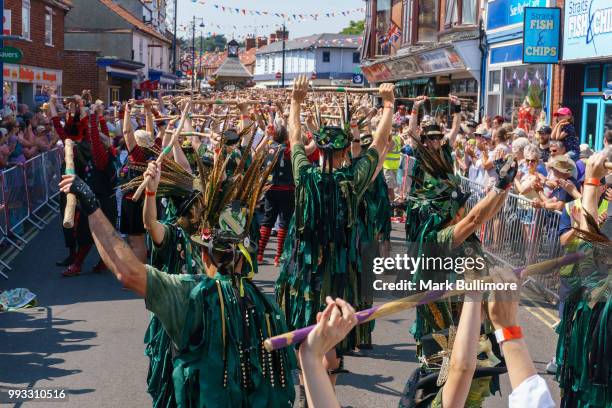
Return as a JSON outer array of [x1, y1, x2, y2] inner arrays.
[[275, 72, 282, 80], [352, 74, 364, 85], [0, 46, 22, 63]]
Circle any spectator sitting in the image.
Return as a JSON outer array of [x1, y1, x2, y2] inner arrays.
[[551, 107, 580, 161], [536, 125, 552, 162]]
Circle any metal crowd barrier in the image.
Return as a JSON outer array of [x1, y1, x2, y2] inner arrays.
[[397, 153, 563, 302], [458, 176, 563, 301], [0, 147, 63, 278]]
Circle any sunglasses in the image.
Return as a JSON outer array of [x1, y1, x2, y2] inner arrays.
[[426, 134, 443, 141], [525, 159, 537, 164]]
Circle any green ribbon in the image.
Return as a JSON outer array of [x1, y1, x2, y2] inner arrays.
[[237, 242, 254, 297], [215, 99, 223, 105], [336, 87, 345, 92], [161, 145, 172, 155], [65, 169, 75, 175]]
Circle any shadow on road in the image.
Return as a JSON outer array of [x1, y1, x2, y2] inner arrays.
[[0, 306, 96, 395], [338, 372, 401, 397]]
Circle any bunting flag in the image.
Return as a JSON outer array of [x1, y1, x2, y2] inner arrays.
[[200, 4, 365, 22]]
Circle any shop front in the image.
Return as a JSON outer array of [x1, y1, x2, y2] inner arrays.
[[3, 64, 63, 108], [484, 41, 549, 125], [483, 0, 551, 127], [361, 39, 481, 113], [97, 58, 145, 103], [560, 0, 612, 150]]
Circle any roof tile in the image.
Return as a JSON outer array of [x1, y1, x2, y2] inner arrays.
[[99, 0, 171, 44]]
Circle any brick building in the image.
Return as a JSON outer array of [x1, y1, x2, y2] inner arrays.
[[3, 0, 73, 107]]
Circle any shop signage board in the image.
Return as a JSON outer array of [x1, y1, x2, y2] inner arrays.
[[487, 0, 547, 31], [0, 47, 23, 63], [3, 10, 11, 35], [563, 0, 612, 61], [2, 64, 62, 86], [415, 49, 465, 73], [522, 7, 561, 64]]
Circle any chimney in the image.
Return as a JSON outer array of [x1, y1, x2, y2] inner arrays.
[[276, 29, 288, 41], [269, 33, 277, 43], [245, 37, 256, 51], [256, 37, 268, 48]]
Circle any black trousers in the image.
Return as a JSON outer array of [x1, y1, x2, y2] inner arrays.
[[261, 189, 294, 229]]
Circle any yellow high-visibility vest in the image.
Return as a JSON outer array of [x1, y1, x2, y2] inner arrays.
[[383, 135, 402, 170]]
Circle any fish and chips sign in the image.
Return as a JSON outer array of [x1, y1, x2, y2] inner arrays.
[[523, 7, 561, 63]]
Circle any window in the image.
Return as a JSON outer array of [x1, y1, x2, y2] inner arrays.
[[487, 70, 501, 116], [417, 0, 438, 42], [444, 0, 459, 26], [403, 0, 414, 44], [45, 8, 53, 46], [353, 52, 360, 63], [322, 51, 330, 62], [22, 0, 31, 40], [376, 0, 392, 55], [444, 0, 477, 27], [585, 65, 602, 91], [139, 38, 144, 62]]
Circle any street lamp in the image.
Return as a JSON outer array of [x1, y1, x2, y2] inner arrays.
[[191, 17, 205, 89], [281, 22, 286, 88]]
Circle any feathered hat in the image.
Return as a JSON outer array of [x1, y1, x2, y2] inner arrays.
[[405, 133, 470, 243]]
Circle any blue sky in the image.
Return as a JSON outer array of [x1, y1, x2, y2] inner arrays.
[[175, 0, 364, 40]]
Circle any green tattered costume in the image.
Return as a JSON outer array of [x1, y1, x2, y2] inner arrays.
[[145, 223, 200, 408], [144, 264, 296, 408], [354, 165, 392, 345], [399, 136, 503, 407], [555, 239, 611, 408], [275, 144, 378, 352]]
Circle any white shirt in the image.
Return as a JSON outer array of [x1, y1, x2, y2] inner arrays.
[[509, 375, 555, 408]]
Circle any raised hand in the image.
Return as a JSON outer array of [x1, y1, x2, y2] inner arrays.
[[291, 75, 309, 103]]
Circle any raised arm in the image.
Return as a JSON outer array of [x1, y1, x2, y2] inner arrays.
[[453, 156, 517, 246], [299, 297, 357, 408], [409, 96, 426, 135], [446, 95, 462, 148], [123, 103, 137, 152], [441, 292, 482, 408], [289, 75, 309, 147], [59, 175, 147, 296], [142, 162, 166, 245], [369, 83, 395, 158], [580, 152, 608, 231]]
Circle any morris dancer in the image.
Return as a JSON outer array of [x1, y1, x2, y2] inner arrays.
[[275, 76, 393, 392], [59, 129, 296, 406]]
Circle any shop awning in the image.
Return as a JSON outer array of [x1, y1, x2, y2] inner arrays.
[[361, 39, 481, 83], [106, 66, 138, 80]]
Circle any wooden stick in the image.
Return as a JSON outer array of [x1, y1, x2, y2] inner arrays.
[[263, 252, 584, 351], [307, 86, 379, 93], [132, 101, 192, 201], [163, 130, 209, 138], [395, 97, 473, 102], [62, 139, 77, 228], [191, 99, 262, 105]]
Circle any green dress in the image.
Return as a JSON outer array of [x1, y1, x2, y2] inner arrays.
[[145, 224, 201, 408], [555, 240, 611, 408], [275, 144, 378, 352], [354, 168, 392, 345], [145, 266, 296, 408]]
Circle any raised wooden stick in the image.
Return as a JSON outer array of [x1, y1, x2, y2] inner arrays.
[[308, 86, 379, 93], [263, 252, 584, 351], [63, 139, 77, 228], [191, 99, 262, 105], [131, 101, 192, 201]]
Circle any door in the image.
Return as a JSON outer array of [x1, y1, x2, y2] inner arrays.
[[601, 99, 612, 148], [581, 98, 600, 148]]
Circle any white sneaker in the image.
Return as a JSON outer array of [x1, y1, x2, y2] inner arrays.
[[546, 358, 557, 374]]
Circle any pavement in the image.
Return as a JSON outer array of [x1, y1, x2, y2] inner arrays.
[[0, 217, 562, 407]]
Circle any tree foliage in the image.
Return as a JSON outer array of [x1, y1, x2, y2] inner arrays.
[[340, 20, 365, 35]]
